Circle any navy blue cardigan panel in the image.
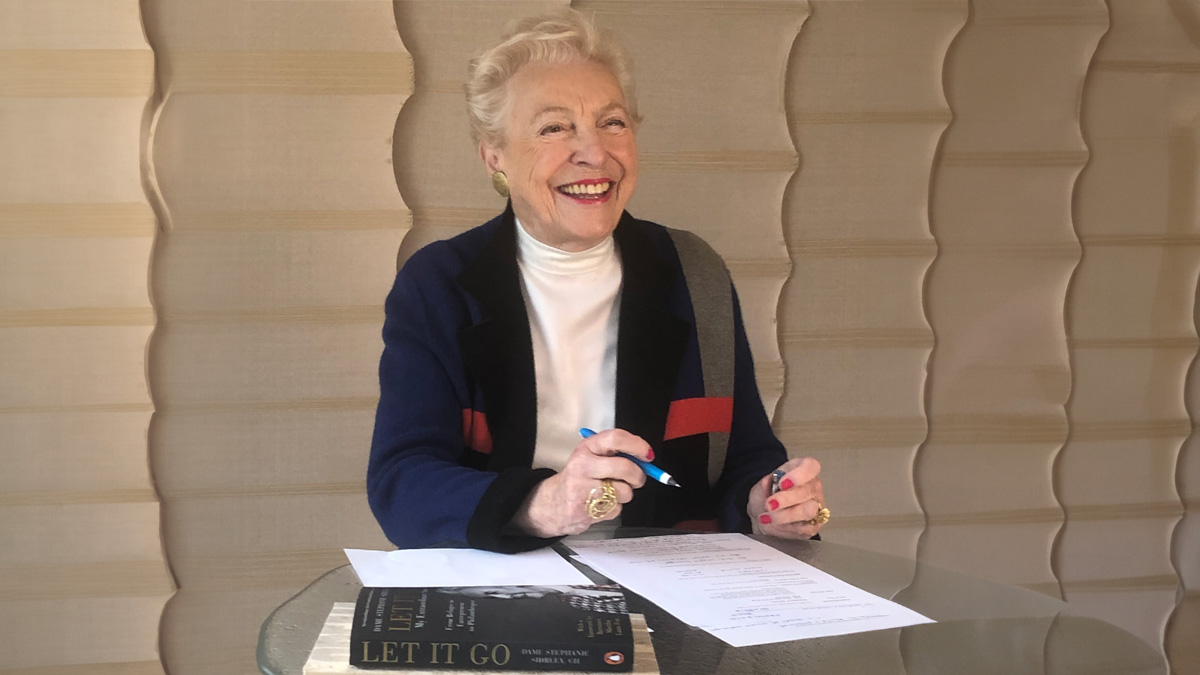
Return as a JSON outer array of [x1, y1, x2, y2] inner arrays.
[[368, 207, 787, 551]]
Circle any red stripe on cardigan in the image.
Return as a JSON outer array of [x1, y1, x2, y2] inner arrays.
[[461, 409, 493, 454], [663, 397, 733, 441]]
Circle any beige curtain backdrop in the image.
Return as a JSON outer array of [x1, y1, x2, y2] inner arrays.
[[0, 1, 1196, 674], [0, 1, 171, 674], [141, 2, 409, 673]]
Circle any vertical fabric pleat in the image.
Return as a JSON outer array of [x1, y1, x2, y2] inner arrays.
[[1062, 0, 1198, 661], [0, 1, 170, 673], [143, 2, 410, 673], [1176, 275, 1200, 669], [916, 0, 1106, 604], [778, 0, 966, 568]]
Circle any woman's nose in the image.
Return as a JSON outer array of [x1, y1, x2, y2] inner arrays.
[[570, 127, 606, 165]]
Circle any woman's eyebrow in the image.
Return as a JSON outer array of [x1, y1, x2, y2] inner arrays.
[[531, 105, 572, 119], [531, 102, 627, 120], [595, 102, 628, 116]]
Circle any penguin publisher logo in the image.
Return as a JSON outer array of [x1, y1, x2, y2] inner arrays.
[[604, 652, 626, 665]]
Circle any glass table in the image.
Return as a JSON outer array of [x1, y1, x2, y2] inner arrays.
[[258, 530, 1165, 674]]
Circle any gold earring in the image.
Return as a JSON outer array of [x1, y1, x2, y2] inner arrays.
[[491, 171, 510, 198]]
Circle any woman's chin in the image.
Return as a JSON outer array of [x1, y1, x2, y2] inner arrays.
[[553, 203, 622, 240], [516, 195, 625, 250]]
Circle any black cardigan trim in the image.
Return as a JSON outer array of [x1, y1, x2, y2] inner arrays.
[[457, 204, 539, 474]]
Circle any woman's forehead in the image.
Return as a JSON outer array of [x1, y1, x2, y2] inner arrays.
[[508, 60, 626, 114]]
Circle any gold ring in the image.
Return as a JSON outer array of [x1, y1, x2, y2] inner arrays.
[[808, 503, 830, 526], [585, 479, 618, 520]]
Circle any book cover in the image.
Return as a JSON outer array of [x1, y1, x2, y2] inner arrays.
[[350, 586, 635, 672]]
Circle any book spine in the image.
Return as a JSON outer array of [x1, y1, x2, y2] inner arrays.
[[351, 639, 632, 671]]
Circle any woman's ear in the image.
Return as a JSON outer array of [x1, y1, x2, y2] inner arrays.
[[480, 142, 502, 174]]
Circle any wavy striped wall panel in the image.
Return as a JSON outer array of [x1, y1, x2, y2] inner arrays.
[[1062, 0, 1198, 660], [577, 0, 804, 415], [5, 2, 1200, 673], [0, 1, 170, 673], [777, 0, 965, 565], [1178, 280, 1200, 671], [143, 2, 409, 673], [917, 0, 1106, 595]]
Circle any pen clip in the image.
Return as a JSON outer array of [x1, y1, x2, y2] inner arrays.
[[770, 469, 786, 495]]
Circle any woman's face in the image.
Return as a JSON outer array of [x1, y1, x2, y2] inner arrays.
[[481, 59, 638, 252]]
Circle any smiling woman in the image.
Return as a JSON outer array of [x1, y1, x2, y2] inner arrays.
[[366, 9, 827, 553], [479, 59, 637, 252]]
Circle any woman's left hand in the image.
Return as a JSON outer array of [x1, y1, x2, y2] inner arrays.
[[748, 457, 826, 539]]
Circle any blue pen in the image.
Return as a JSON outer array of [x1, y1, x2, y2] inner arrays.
[[580, 427, 681, 488]]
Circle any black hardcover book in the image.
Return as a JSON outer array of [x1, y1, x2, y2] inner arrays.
[[350, 585, 635, 672]]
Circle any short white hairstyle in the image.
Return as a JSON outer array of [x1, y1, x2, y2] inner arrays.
[[465, 9, 641, 147]]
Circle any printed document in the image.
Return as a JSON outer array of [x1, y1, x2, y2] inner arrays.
[[568, 533, 933, 646], [345, 547, 592, 587]]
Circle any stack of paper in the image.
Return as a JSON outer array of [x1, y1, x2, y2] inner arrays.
[[567, 533, 933, 647], [344, 547, 592, 587]]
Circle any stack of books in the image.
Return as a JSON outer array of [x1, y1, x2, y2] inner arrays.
[[303, 585, 658, 674]]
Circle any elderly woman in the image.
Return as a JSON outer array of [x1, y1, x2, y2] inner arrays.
[[368, 10, 826, 552]]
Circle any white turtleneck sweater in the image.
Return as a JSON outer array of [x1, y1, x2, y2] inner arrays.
[[515, 219, 622, 471]]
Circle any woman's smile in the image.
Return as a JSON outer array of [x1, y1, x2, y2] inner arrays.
[[555, 178, 615, 202]]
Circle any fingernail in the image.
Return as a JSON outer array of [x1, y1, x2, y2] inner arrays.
[[780, 478, 794, 491], [759, 514, 772, 525], [768, 498, 779, 511], [646, 450, 655, 461]]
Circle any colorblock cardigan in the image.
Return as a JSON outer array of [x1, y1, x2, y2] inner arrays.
[[367, 206, 787, 552]]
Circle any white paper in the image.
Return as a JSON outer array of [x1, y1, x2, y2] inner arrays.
[[567, 533, 934, 646], [344, 547, 592, 587]]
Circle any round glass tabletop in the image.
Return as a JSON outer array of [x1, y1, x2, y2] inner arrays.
[[258, 530, 1164, 674]]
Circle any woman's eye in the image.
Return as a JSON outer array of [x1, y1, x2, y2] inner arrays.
[[604, 118, 627, 128], [540, 123, 566, 135]]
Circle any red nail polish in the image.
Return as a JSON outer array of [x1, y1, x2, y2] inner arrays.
[[768, 498, 779, 511], [780, 478, 794, 491], [759, 514, 772, 525], [646, 450, 655, 461]]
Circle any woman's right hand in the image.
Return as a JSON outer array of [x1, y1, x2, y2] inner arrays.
[[510, 428, 651, 537]]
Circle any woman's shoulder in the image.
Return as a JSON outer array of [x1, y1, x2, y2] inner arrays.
[[398, 214, 507, 282], [619, 214, 725, 275]]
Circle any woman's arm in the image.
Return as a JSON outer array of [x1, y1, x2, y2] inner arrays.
[[367, 256, 555, 551], [714, 288, 824, 539], [710, 288, 788, 531]]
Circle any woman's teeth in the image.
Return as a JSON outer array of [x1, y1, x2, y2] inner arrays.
[[559, 181, 612, 197]]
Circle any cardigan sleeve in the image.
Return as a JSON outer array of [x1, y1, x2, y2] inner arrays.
[[366, 254, 557, 552], [713, 287, 789, 533]]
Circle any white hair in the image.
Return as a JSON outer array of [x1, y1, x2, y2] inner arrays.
[[465, 9, 641, 146]]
